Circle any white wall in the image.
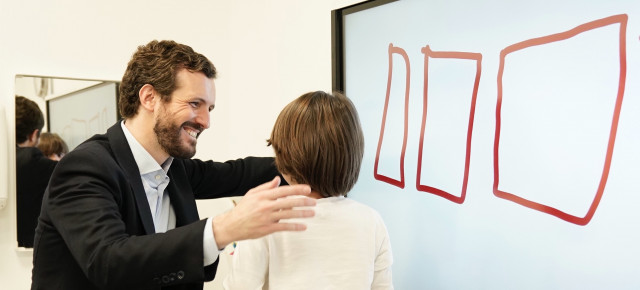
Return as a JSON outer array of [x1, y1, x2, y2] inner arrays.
[[0, 0, 361, 289]]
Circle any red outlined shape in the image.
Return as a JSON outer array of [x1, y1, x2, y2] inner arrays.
[[494, 14, 627, 225], [374, 43, 410, 188], [416, 46, 482, 204]]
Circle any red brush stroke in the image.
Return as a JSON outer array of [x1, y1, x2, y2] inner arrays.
[[416, 45, 482, 204], [494, 14, 627, 225], [374, 43, 411, 188]]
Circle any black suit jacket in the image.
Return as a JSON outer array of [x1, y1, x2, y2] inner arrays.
[[31, 122, 279, 290], [16, 146, 58, 248]]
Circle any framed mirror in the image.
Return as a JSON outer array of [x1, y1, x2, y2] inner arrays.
[[15, 75, 120, 248]]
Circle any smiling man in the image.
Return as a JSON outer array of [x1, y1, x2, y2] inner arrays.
[[31, 40, 316, 290]]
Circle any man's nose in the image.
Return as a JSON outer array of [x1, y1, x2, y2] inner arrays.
[[195, 108, 210, 129]]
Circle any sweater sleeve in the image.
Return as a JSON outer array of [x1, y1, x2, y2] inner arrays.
[[222, 236, 270, 290], [372, 214, 394, 290]]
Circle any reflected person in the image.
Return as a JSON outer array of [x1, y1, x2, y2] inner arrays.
[[31, 40, 315, 290], [37, 132, 68, 161], [15, 96, 57, 248]]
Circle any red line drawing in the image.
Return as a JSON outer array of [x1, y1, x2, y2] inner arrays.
[[61, 107, 110, 149], [374, 43, 411, 188], [416, 46, 482, 204], [494, 14, 627, 225]]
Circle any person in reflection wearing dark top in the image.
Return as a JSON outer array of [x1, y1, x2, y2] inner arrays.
[[15, 96, 58, 248], [36, 132, 68, 161], [31, 40, 316, 290]]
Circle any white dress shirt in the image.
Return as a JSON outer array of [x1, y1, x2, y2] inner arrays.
[[121, 121, 219, 266]]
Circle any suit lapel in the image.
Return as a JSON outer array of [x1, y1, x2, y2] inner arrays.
[[167, 161, 200, 227], [106, 122, 156, 234]]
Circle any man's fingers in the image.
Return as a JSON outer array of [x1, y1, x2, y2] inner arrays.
[[245, 176, 281, 196], [265, 222, 308, 234], [227, 178, 316, 241], [271, 208, 316, 221], [272, 195, 316, 210], [269, 184, 312, 200]]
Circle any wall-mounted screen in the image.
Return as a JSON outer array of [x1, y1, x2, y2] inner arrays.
[[333, 0, 640, 289]]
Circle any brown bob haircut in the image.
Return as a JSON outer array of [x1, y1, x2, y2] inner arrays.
[[119, 40, 217, 118], [37, 132, 68, 157], [268, 91, 364, 197]]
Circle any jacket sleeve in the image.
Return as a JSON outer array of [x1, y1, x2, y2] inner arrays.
[[181, 156, 282, 199]]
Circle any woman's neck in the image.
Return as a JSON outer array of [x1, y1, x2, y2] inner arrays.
[[308, 190, 325, 199]]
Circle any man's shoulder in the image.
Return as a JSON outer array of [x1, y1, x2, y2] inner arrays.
[[70, 134, 112, 157], [16, 146, 56, 167], [70, 121, 123, 155], [60, 133, 120, 169], [16, 146, 42, 158]]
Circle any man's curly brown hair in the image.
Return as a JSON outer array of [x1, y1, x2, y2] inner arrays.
[[118, 40, 216, 118]]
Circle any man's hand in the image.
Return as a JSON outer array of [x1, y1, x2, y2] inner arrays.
[[212, 176, 316, 249]]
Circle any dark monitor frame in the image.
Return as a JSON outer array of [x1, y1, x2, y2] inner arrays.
[[331, 0, 398, 92]]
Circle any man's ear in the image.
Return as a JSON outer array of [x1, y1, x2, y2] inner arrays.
[[138, 84, 158, 113], [28, 129, 40, 146]]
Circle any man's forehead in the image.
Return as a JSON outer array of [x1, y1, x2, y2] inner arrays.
[[173, 71, 215, 98]]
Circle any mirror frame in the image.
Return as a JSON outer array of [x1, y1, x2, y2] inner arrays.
[[14, 74, 121, 249]]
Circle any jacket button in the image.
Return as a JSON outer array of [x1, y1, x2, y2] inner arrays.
[[162, 275, 170, 283], [177, 271, 185, 280]]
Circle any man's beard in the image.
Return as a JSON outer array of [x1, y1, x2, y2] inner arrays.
[[154, 110, 202, 159]]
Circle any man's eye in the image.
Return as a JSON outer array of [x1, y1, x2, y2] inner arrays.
[[189, 102, 199, 108]]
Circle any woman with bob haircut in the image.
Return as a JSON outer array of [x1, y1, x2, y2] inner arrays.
[[224, 91, 393, 289], [37, 132, 68, 161]]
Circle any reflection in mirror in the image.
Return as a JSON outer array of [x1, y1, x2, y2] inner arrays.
[[15, 75, 120, 248]]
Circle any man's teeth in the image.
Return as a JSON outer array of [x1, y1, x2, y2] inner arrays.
[[186, 129, 197, 138]]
